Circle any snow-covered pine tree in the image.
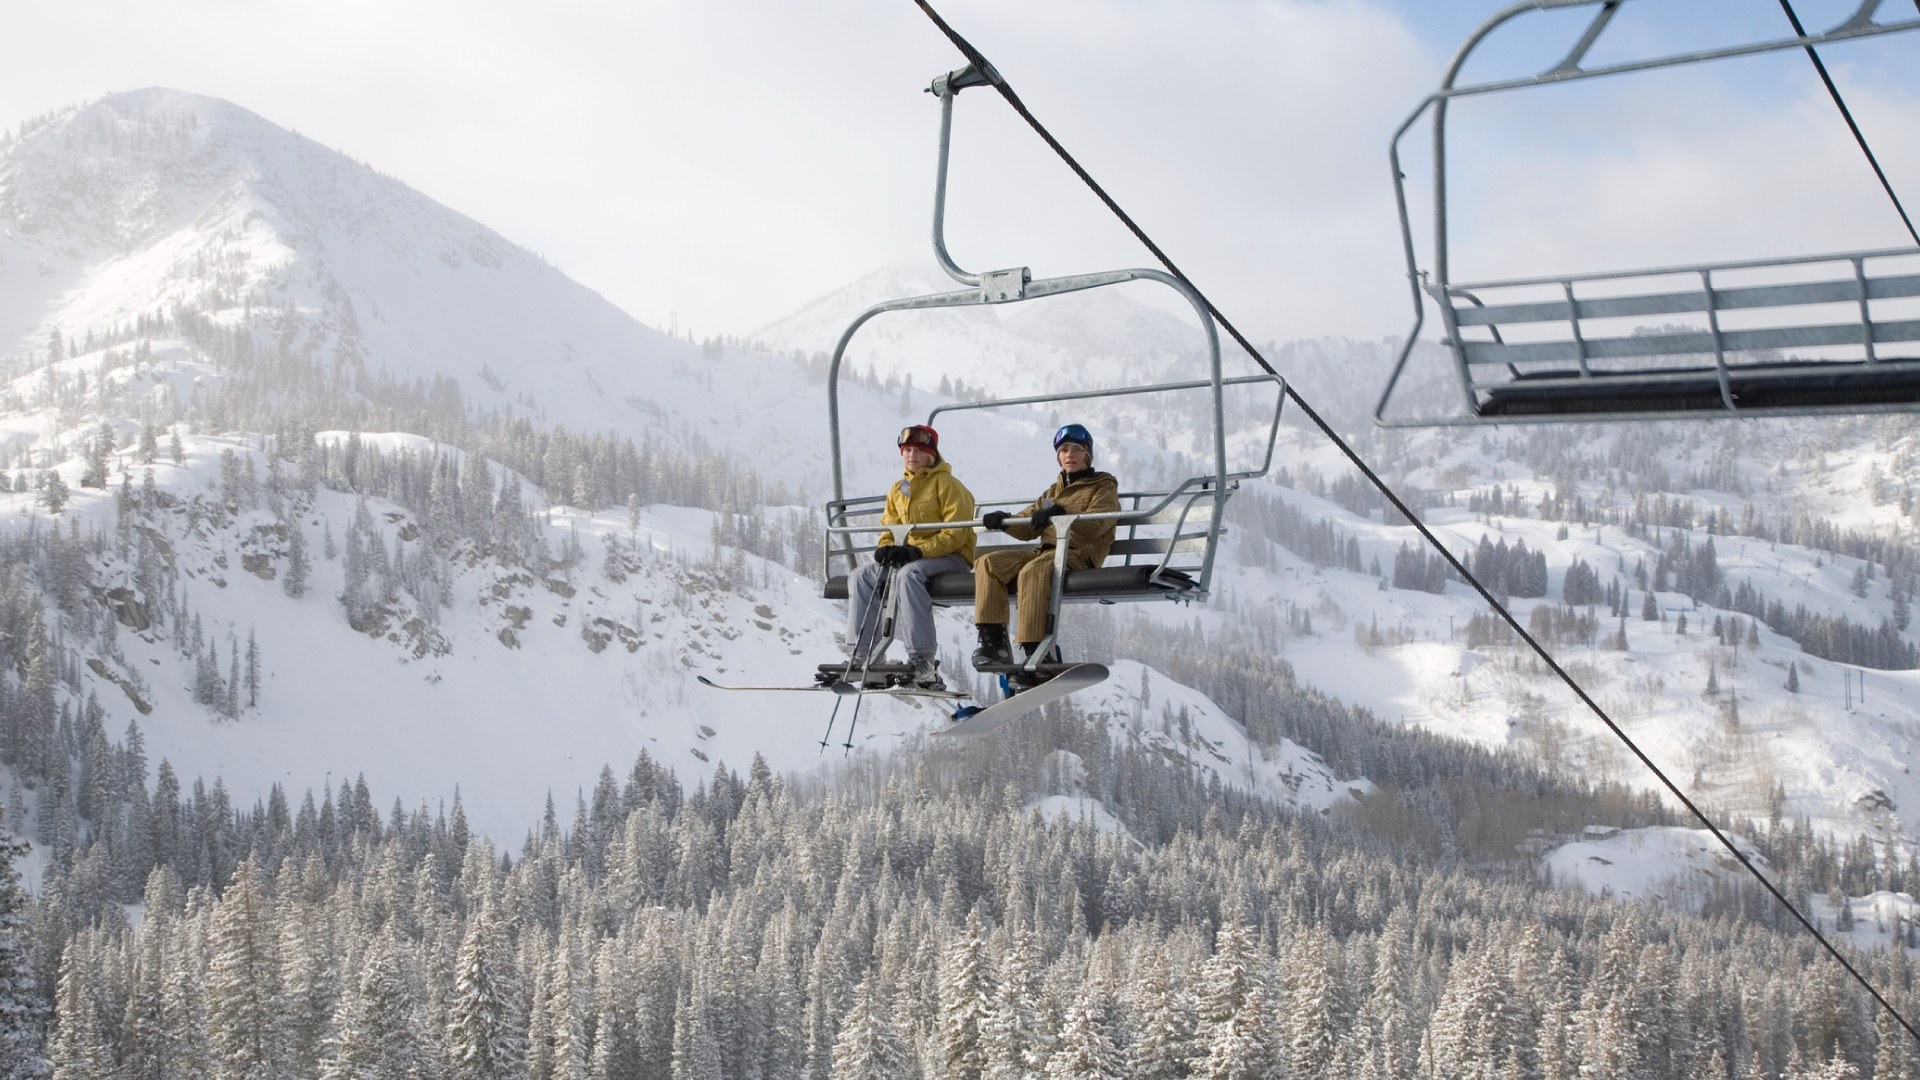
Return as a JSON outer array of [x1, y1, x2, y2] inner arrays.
[[225, 648, 240, 717], [245, 631, 260, 708], [280, 861, 342, 1080], [546, 936, 587, 1080], [1046, 978, 1123, 1080], [830, 975, 910, 1080], [984, 927, 1050, 1080], [0, 807, 43, 1076], [1126, 951, 1197, 1080], [1195, 920, 1259, 1033], [1285, 925, 1340, 1080], [206, 858, 285, 1080], [669, 978, 721, 1080], [283, 521, 308, 598], [324, 929, 428, 1080], [1423, 944, 1514, 1080], [121, 874, 173, 1080], [939, 911, 996, 1080], [1195, 982, 1277, 1080], [48, 942, 104, 1080], [586, 939, 636, 1080], [39, 472, 68, 516]]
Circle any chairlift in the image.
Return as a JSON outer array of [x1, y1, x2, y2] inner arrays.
[[1375, 0, 1920, 427], [820, 62, 1288, 673]]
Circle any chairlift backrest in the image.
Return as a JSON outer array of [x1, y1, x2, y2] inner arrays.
[[821, 66, 1287, 609], [1375, 0, 1920, 426]]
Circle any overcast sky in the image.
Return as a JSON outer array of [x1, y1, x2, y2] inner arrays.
[[3, 0, 1916, 348]]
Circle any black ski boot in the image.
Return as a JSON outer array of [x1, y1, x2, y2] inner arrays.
[[1008, 642, 1062, 689], [971, 623, 1013, 670]]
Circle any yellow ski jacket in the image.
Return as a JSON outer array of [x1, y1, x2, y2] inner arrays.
[[879, 460, 976, 565]]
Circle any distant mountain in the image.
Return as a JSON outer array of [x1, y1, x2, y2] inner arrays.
[[0, 89, 840, 488]]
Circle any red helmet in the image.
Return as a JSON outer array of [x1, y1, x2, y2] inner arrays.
[[897, 425, 939, 454]]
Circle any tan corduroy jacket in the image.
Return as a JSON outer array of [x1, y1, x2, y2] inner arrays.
[[1001, 470, 1121, 564]]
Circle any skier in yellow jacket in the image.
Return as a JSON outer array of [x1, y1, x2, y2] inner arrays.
[[972, 423, 1120, 678], [845, 425, 976, 689]]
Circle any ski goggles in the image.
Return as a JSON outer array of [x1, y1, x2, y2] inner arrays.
[[897, 425, 939, 452], [1052, 423, 1093, 450]]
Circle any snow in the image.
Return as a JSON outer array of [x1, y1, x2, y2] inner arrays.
[[1029, 794, 1132, 841], [1542, 826, 1771, 908]]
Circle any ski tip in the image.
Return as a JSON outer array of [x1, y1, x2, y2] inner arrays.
[[829, 681, 862, 696], [696, 676, 718, 687]]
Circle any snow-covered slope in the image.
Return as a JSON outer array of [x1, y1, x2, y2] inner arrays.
[[0, 426, 1361, 843]]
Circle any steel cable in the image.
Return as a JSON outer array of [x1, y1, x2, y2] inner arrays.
[[1777, 0, 1920, 247], [911, 0, 1920, 1043]]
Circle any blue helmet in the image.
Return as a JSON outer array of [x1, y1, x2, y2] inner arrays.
[[1052, 423, 1093, 452]]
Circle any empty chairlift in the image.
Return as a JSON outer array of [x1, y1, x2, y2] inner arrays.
[[820, 63, 1287, 665], [1375, 0, 1920, 426]]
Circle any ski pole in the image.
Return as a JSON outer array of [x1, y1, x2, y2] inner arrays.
[[822, 562, 894, 748], [818, 693, 845, 754], [842, 693, 864, 757]]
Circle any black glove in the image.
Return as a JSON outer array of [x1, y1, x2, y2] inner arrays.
[[982, 511, 1009, 531], [1029, 505, 1063, 532], [875, 544, 924, 567]]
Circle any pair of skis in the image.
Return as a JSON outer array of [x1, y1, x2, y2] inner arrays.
[[696, 662, 1108, 737], [698, 561, 1107, 743]]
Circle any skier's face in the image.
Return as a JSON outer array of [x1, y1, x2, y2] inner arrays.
[[900, 444, 936, 472], [1056, 443, 1090, 472]]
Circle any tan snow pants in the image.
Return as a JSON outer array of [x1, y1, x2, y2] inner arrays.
[[973, 547, 1097, 644]]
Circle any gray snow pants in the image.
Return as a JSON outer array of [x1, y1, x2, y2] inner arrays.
[[845, 553, 969, 661]]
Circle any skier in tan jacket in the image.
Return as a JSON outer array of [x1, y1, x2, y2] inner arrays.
[[972, 423, 1120, 677]]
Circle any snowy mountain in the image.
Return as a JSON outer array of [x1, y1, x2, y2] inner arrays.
[[0, 89, 847, 492]]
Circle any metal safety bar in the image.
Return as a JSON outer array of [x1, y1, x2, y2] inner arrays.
[[1419, 248, 1920, 420], [826, 475, 1228, 569], [826, 487, 1224, 669], [1375, 0, 1920, 427]]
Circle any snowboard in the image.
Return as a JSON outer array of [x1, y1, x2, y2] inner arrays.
[[932, 664, 1109, 738]]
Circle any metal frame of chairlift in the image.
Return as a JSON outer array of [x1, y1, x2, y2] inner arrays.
[[822, 63, 1288, 670], [1375, 0, 1920, 427]]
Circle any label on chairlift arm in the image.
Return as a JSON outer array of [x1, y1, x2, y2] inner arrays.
[[980, 267, 1030, 303]]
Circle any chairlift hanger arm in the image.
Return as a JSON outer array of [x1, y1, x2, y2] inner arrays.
[[1430, 0, 1920, 102], [925, 372, 1289, 481], [827, 75, 1235, 599], [824, 265, 1226, 502]]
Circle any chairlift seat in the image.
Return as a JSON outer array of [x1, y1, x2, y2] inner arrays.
[[1375, 0, 1920, 426], [823, 563, 1199, 604], [1480, 361, 1920, 417]]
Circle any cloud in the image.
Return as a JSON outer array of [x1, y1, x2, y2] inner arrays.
[[1, 0, 1913, 350]]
